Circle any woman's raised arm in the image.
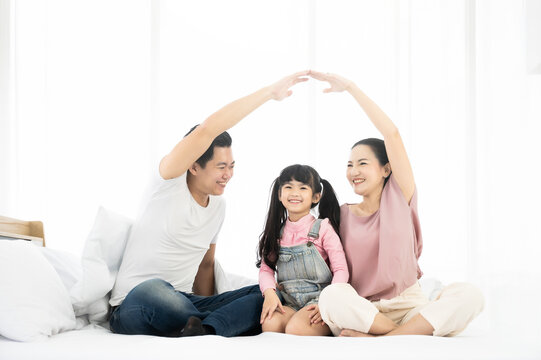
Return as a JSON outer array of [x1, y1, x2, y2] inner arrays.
[[309, 70, 415, 203]]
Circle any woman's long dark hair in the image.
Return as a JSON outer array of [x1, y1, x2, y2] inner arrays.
[[256, 164, 341, 271]]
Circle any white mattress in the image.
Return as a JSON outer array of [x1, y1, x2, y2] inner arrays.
[[1, 325, 539, 360]]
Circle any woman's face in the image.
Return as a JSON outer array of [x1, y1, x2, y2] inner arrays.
[[347, 145, 390, 197]]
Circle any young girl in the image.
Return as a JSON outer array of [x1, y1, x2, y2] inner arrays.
[[257, 164, 349, 336]]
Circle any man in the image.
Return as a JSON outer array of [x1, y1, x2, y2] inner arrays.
[[109, 71, 309, 337]]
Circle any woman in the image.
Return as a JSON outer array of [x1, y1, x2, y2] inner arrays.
[[309, 70, 484, 337]]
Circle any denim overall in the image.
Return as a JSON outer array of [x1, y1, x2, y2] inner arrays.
[[276, 219, 333, 311]]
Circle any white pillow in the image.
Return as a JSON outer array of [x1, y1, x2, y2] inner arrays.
[[40, 247, 82, 292], [214, 260, 257, 294], [419, 277, 444, 301], [0, 241, 76, 341], [69, 206, 132, 323]]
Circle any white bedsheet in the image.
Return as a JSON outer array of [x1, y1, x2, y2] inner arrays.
[[1, 324, 539, 360]]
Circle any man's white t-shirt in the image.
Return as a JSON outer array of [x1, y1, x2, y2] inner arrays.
[[110, 172, 225, 307]]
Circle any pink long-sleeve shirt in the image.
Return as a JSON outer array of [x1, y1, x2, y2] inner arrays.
[[259, 214, 349, 294]]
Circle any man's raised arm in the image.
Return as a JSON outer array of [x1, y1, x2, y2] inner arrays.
[[159, 71, 309, 180]]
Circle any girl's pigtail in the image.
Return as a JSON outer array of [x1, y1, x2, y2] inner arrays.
[[256, 177, 287, 271], [318, 179, 341, 235]]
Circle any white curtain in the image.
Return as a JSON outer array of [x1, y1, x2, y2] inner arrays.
[[1, 0, 153, 252], [2, 0, 540, 335], [153, 0, 475, 284]]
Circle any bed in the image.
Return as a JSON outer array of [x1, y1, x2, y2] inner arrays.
[[2, 323, 540, 360], [1, 209, 540, 360]]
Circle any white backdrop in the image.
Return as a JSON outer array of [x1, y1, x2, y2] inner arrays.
[[1, 0, 540, 337]]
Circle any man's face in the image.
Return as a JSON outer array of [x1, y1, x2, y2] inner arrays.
[[194, 146, 235, 196]]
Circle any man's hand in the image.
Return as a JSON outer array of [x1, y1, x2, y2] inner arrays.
[[268, 70, 310, 101]]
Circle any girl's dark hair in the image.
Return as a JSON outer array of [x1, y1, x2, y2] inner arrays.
[[256, 164, 341, 271], [352, 138, 391, 187]]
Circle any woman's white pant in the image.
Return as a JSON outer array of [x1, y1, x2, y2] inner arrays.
[[318, 282, 484, 337]]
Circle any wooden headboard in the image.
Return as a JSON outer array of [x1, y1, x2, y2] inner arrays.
[[0, 215, 45, 247]]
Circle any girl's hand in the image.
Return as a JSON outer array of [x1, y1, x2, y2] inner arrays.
[[268, 71, 310, 101], [306, 304, 324, 325], [308, 70, 353, 93], [260, 289, 286, 324]]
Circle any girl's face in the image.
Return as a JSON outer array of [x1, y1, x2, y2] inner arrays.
[[279, 179, 321, 221], [347, 145, 390, 197]]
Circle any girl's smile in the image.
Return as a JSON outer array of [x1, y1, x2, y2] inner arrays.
[[279, 180, 320, 221]]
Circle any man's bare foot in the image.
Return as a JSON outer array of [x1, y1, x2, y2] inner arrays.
[[339, 329, 374, 337], [180, 316, 215, 337]]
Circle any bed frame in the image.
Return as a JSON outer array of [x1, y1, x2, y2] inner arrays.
[[0, 215, 45, 247]]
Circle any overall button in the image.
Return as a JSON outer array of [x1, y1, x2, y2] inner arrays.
[[279, 254, 292, 262], [306, 241, 313, 247]]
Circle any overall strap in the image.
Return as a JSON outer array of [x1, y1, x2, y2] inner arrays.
[[307, 218, 323, 239], [279, 218, 323, 240]]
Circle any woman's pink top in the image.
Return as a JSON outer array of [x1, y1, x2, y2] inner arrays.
[[259, 214, 349, 294], [340, 174, 423, 301]]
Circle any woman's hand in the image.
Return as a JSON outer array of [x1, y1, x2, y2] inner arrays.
[[309, 70, 353, 93], [306, 304, 324, 325], [268, 70, 310, 101], [260, 289, 286, 324]]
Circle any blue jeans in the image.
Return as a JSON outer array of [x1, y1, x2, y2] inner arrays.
[[109, 279, 263, 337]]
